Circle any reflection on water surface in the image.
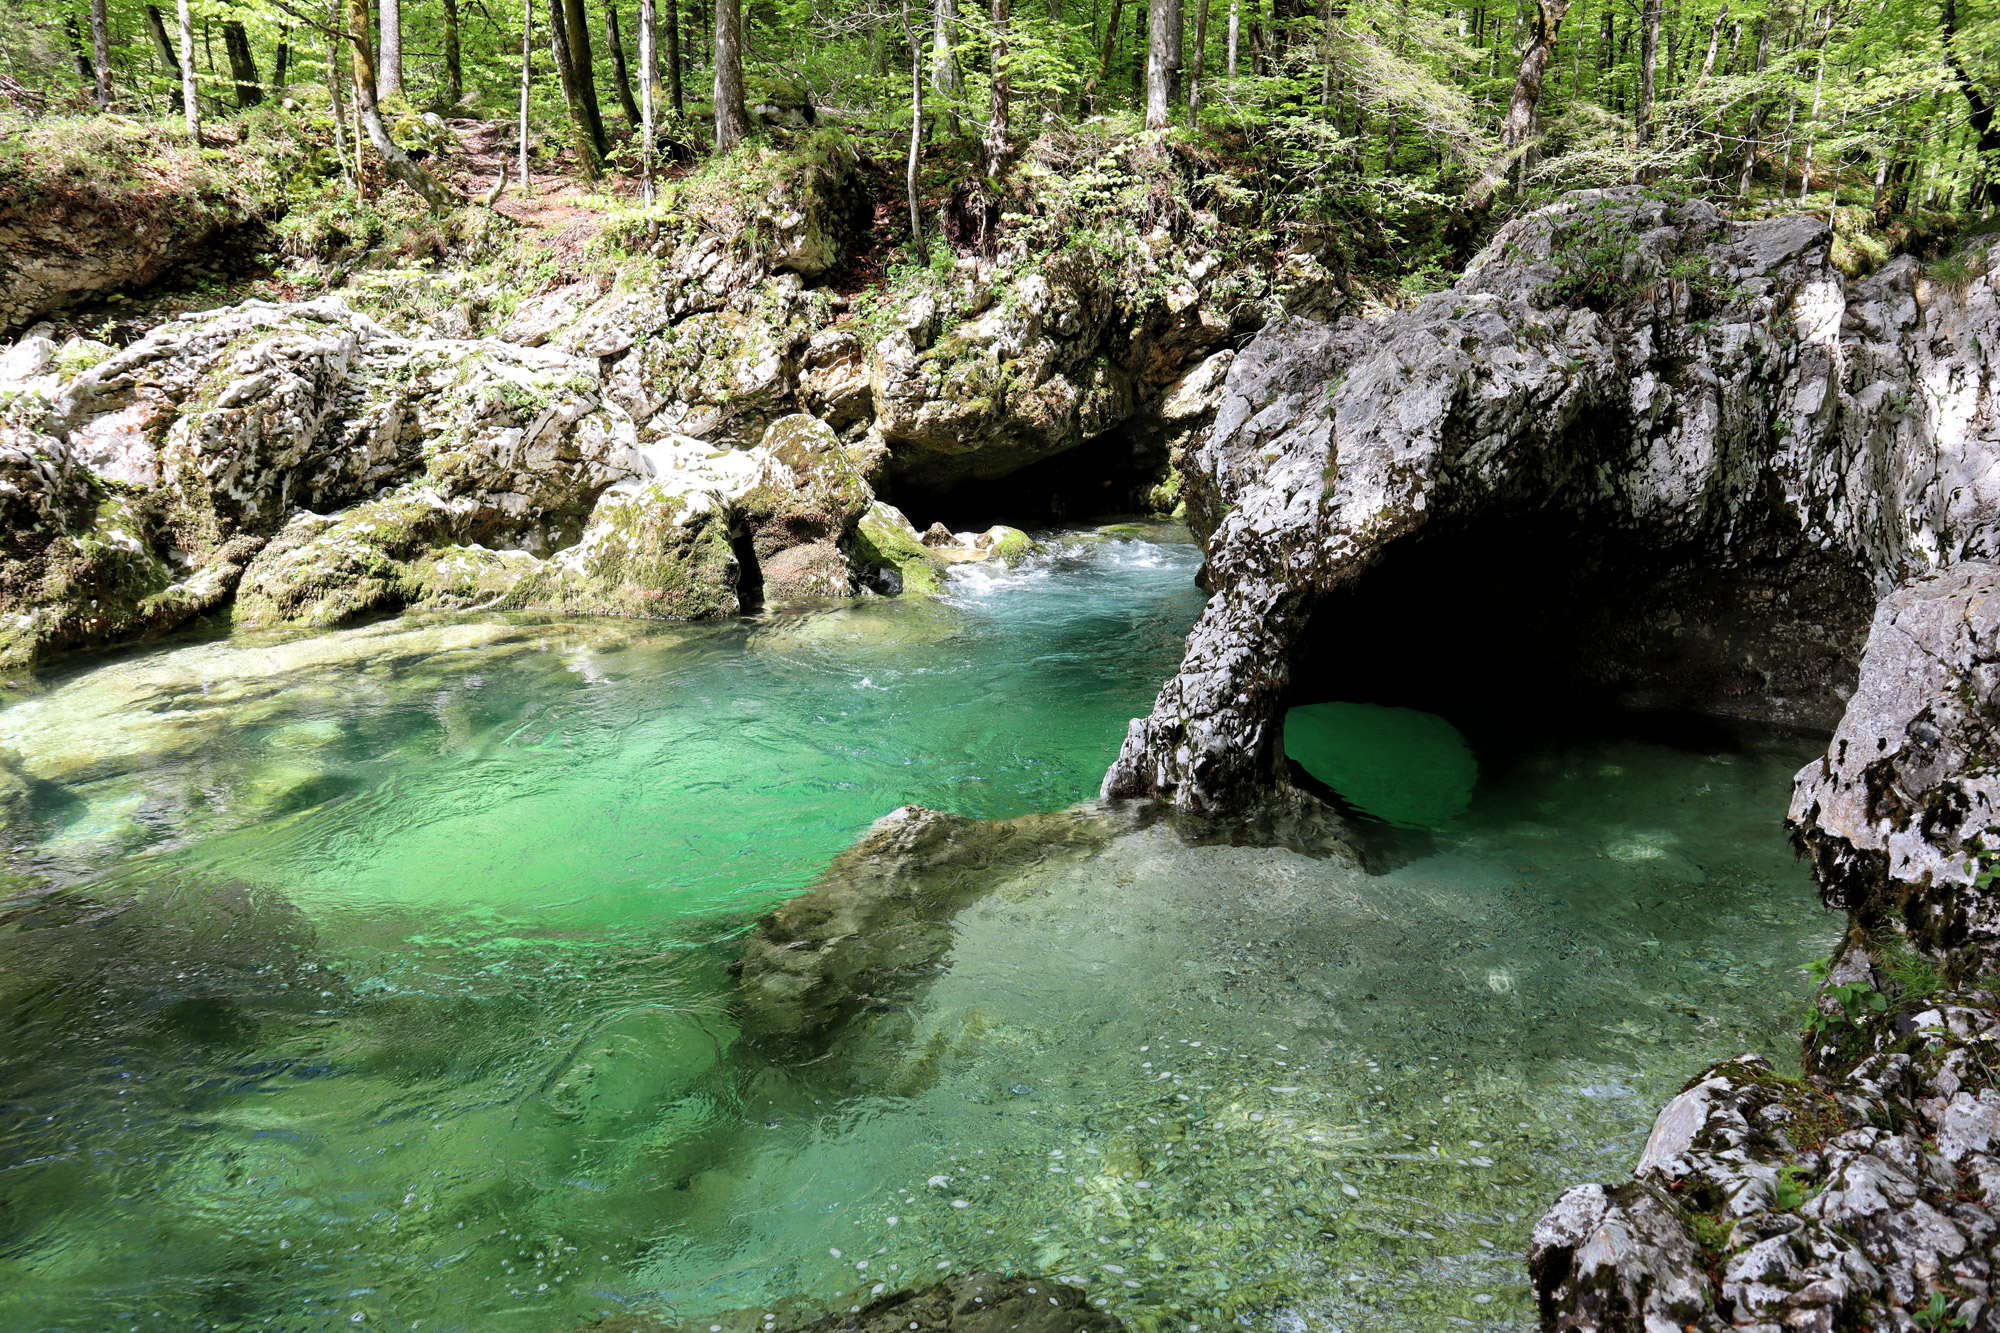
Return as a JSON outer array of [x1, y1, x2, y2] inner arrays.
[[0, 527, 1833, 1333]]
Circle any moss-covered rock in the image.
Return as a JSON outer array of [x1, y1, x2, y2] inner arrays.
[[741, 413, 872, 560], [851, 500, 945, 595], [508, 482, 742, 619], [233, 489, 468, 629]]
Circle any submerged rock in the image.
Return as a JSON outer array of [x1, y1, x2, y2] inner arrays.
[[734, 803, 1118, 1050], [574, 1273, 1120, 1333], [1530, 562, 2000, 1333]]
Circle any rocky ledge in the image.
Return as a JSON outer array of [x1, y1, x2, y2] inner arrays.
[[1104, 188, 1998, 812], [0, 146, 1254, 672]]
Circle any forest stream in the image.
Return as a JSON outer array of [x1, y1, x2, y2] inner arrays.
[[0, 526, 1836, 1333]]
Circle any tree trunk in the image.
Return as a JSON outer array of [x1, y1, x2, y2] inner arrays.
[[1133, 0, 1145, 98], [1144, 0, 1181, 126], [145, 3, 182, 102], [90, 0, 112, 108], [713, 0, 749, 149], [985, 0, 1009, 177], [1943, 0, 2000, 209], [327, 21, 352, 186], [640, 0, 655, 201], [1734, 17, 1768, 195], [901, 0, 927, 258], [380, 0, 403, 99], [548, 0, 605, 172], [176, 0, 199, 137], [1468, 0, 1571, 200], [520, 0, 535, 194], [444, 0, 464, 103], [63, 15, 94, 88], [346, 0, 452, 206], [606, 2, 643, 130], [274, 31, 290, 92], [1318, 0, 1334, 113], [1187, 0, 1209, 119], [933, 0, 960, 133], [223, 20, 262, 106], [1569, 0, 1584, 98], [1694, 2, 1725, 85], [564, 0, 612, 154], [1226, 0, 1237, 75], [1635, 0, 1659, 146], [665, 0, 682, 114], [1087, 0, 1123, 108], [1795, 0, 1833, 201]]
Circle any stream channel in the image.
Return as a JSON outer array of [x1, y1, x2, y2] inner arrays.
[[0, 524, 1837, 1333]]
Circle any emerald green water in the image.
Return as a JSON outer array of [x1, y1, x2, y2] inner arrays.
[[0, 526, 1836, 1333], [1283, 703, 1479, 828]]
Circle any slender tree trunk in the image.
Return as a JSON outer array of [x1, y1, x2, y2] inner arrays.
[[444, 0, 464, 103], [606, 3, 643, 129], [327, 21, 352, 186], [380, 0, 403, 99], [713, 0, 749, 149], [145, 3, 182, 103], [1795, 0, 1832, 201], [90, 0, 112, 108], [1569, 0, 1584, 98], [1226, 0, 1237, 75], [274, 30, 290, 92], [520, 0, 535, 194], [1144, 0, 1181, 126], [1469, 0, 1571, 200], [986, 0, 1010, 176], [1087, 0, 1123, 108], [1318, 0, 1335, 113], [347, 0, 452, 205], [176, 0, 199, 137], [933, 0, 960, 133], [1694, 3, 1725, 85], [564, 0, 612, 153], [223, 20, 262, 106], [1635, 0, 1659, 146], [901, 0, 927, 258], [640, 0, 655, 201], [548, 0, 606, 172], [1187, 0, 1209, 119], [1133, 0, 1145, 99], [665, 0, 682, 114], [1734, 17, 1768, 195]]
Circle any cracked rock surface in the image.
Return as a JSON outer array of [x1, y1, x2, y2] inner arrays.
[[1104, 189, 2000, 814]]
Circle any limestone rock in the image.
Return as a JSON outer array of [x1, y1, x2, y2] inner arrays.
[[1529, 564, 2000, 1333], [733, 803, 1116, 1050], [1106, 189, 2000, 813], [1529, 1181, 1718, 1333], [1789, 563, 2000, 926]]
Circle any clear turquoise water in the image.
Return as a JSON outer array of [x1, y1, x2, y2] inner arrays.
[[0, 527, 1837, 1333]]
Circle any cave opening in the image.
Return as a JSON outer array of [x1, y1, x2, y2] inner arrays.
[[732, 531, 765, 614], [884, 419, 1173, 533], [1278, 503, 1876, 821]]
